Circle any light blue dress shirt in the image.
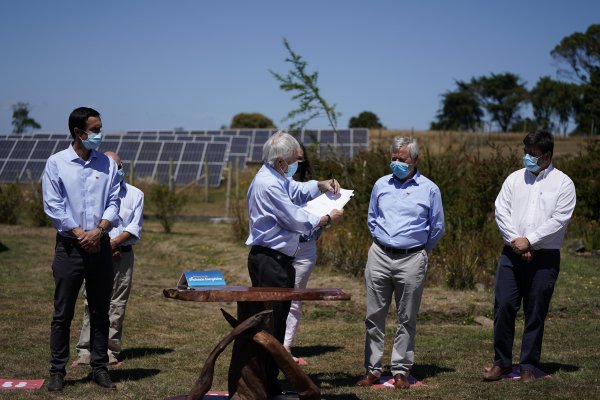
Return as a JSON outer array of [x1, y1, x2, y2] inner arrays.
[[42, 145, 121, 237], [368, 170, 445, 253], [246, 164, 321, 257], [109, 182, 144, 246]]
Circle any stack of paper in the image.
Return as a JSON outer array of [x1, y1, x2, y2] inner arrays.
[[302, 188, 354, 216]]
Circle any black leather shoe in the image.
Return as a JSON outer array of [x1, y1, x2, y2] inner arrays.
[[92, 370, 117, 389], [47, 373, 64, 392], [356, 372, 380, 386], [520, 369, 536, 383]]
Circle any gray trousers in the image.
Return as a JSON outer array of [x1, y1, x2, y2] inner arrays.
[[363, 243, 428, 377], [76, 249, 134, 363]]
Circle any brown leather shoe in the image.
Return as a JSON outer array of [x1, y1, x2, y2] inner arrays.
[[356, 372, 380, 387], [393, 373, 410, 389], [520, 369, 536, 383], [483, 365, 512, 381]]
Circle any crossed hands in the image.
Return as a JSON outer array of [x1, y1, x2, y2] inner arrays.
[[511, 237, 532, 263], [73, 228, 102, 254]]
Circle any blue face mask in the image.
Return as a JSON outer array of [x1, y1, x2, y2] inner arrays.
[[81, 132, 103, 150], [117, 169, 125, 182], [285, 161, 299, 178], [390, 161, 410, 179], [522, 153, 541, 173]]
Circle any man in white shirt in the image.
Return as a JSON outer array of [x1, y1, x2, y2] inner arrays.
[[74, 151, 144, 367], [483, 130, 576, 383]]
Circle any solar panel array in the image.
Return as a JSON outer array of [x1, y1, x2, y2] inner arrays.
[[0, 129, 369, 186]]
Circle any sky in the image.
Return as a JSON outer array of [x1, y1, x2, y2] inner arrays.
[[1, 1, 599, 134]]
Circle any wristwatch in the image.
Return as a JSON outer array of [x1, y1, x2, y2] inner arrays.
[[97, 225, 107, 236], [325, 214, 332, 228]]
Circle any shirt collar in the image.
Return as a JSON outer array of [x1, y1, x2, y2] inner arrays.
[[388, 169, 421, 186], [67, 144, 99, 162], [525, 162, 554, 180], [264, 163, 287, 183]]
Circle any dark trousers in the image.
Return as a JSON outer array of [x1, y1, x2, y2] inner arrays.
[[493, 246, 560, 371], [247, 245, 295, 394], [49, 235, 113, 375]]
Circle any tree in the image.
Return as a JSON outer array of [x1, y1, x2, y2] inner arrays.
[[469, 73, 529, 132], [270, 38, 340, 131], [230, 113, 276, 129], [551, 24, 600, 83], [551, 24, 600, 134], [12, 102, 41, 134], [348, 111, 384, 129], [431, 83, 483, 131]]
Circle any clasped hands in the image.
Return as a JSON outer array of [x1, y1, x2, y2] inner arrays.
[[72, 227, 103, 253], [511, 236, 533, 263]]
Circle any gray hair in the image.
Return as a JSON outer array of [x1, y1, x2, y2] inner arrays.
[[262, 131, 300, 166], [391, 136, 419, 160]]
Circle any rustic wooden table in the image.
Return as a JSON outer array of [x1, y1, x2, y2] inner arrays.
[[163, 286, 351, 400]]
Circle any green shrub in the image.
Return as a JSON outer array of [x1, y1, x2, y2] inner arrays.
[[0, 183, 23, 225], [147, 182, 188, 233]]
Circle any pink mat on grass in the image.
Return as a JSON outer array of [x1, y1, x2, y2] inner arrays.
[[483, 365, 551, 380], [372, 375, 426, 389]]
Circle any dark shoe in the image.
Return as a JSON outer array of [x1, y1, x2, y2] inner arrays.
[[356, 372, 380, 387], [393, 373, 410, 389], [92, 370, 117, 389], [483, 365, 512, 381], [520, 369, 536, 383], [47, 373, 64, 392]]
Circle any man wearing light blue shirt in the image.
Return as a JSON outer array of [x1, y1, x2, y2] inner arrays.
[[357, 137, 445, 389], [75, 151, 144, 367], [42, 107, 120, 391], [244, 131, 343, 396]]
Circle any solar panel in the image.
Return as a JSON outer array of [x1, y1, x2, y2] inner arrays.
[[0, 140, 16, 158], [0, 160, 25, 181], [159, 142, 183, 162], [21, 160, 47, 182], [0, 128, 368, 186], [30, 140, 57, 159]]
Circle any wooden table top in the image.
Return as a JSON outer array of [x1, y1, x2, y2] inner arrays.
[[163, 286, 351, 303]]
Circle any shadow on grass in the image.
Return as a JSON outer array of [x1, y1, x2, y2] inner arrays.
[[0, 242, 8, 252], [539, 362, 579, 374], [411, 363, 454, 380], [292, 345, 344, 358], [66, 368, 160, 385], [305, 371, 362, 389], [120, 347, 174, 360]]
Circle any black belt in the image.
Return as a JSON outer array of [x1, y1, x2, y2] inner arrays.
[[118, 245, 132, 252], [250, 245, 294, 262], [374, 239, 425, 255]]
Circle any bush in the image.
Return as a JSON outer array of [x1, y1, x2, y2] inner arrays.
[[0, 183, 22, 225], [25, 183, 52, 227], [147, 182, 188, 233]]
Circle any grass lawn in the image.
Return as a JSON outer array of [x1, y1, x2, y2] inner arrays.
[[0, 221, 599, 399]]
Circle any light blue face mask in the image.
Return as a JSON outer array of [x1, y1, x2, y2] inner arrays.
[[390, 161, 410, 179], [117, 169, 125, 182], [285, 161, 299, 178], [522, 153, 541, 173], [81, 132, 103, 150]]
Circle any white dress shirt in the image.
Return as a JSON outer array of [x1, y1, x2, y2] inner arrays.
[[109, 183, 144, 246], [495, 163, 576, 250]]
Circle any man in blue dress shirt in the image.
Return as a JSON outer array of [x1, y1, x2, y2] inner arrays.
[[245, 131, 343, 396], [42, 107, 120, 391], [357, 137, 445, 389]]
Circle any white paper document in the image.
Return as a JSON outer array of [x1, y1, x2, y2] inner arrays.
[[302, 188, 354, 216]]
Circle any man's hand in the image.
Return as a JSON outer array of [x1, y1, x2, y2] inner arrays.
[[318, 179, 340, 194], [78, 229, 102, 253], [329, 208, 343, 224], [521, 250, 533, 263], [511, 237, 531, 254]]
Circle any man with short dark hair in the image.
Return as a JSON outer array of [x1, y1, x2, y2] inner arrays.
[[42, 107, 120, 391], [483, 130, 576, 383], [74, 151, 144, 368]]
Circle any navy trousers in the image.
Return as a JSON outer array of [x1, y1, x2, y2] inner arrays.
[[493, 246, 560, 371], [49, 235, 113, 376], [247, 245, 296, 395]]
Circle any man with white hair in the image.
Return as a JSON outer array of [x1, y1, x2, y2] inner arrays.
[[357, 136, 445, 389], [245, 131, 343, 396]]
